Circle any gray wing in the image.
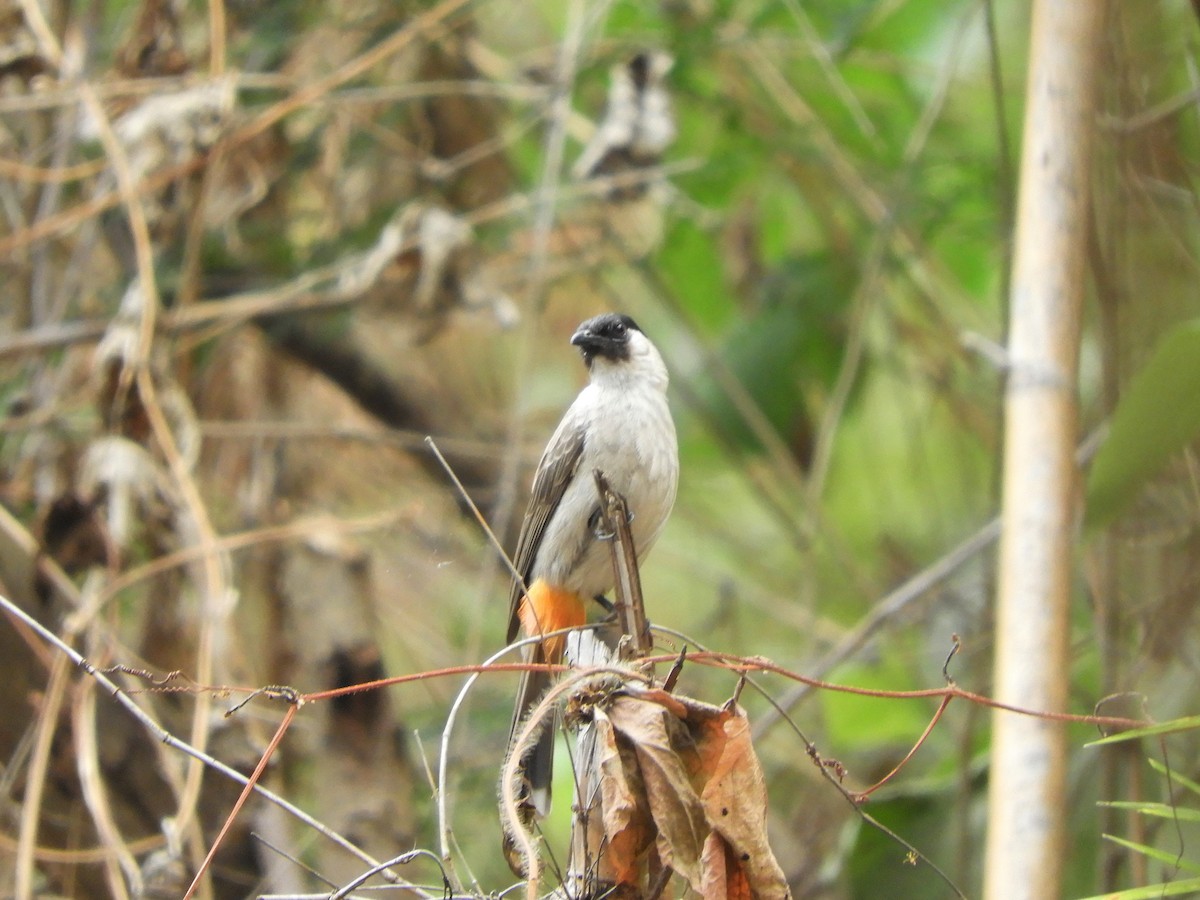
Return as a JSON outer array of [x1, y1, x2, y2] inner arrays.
[[506, 414, 587, 642]]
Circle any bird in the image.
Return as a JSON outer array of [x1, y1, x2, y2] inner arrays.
[[503, 312, 678, 840]]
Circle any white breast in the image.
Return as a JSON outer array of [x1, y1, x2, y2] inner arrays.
[[531, 374, 678, 598]]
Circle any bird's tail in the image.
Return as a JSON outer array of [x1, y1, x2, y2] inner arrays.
[[501, 581, 587, 875], [501, 645, 555, 877], [508, 649, 555, 816]]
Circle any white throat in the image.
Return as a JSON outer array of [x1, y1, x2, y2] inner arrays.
[[589, 331, 669, 393]]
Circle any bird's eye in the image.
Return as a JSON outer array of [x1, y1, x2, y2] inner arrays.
[[612, 321, 626, 335]]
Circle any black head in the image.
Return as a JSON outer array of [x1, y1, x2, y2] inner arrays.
[[628, 53, 651, 90], [570, 313, 642, 366]]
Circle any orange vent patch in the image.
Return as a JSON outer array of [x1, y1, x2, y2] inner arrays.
[[518, 579, 587, 663]]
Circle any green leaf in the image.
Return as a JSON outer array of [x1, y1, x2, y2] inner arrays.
[[1074, 876, 1200, 899], [1085, 714, 1200, 746], [691, 255, 850, 454], [656, 220, 728, 330], [1096, 800, 1200, 823], [1085, 320, 1200, 529], [1149, 758, 1200, 798], [1097, 834, 1200, 874]]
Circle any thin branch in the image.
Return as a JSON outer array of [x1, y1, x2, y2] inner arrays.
[[329, 850, 448, 900], [98, 508, 408, 611], [436, 630, 603, 886], [182, 704, 299, 900], [436, 637, 528, 893], [853, 694, 956, 802], [134, 371, 227, 868], [753, 515, 1002, 738], [0, 0, 476, 261], [73, 677, 138, 899], [425, 436, 529, 594], [0, 592, 407, 886], [14, 654, 70, 900]]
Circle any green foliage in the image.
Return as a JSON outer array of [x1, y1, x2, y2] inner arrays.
[[1085, 321, 1200, 529], [1074, 754, 1200, 899], [656, 220, 730, 329], [823, 657, 940, 751], [1087, 715, 1200, 747], [1097, 801, 1200, 825], [691, 255, 849, 453], [1076, 877, 1200, 900]]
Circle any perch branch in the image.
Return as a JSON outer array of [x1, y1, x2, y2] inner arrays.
[[592, 469, 650, 659]]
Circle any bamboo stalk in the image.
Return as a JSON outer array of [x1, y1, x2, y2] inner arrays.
[[983, 2, 1106, 898]]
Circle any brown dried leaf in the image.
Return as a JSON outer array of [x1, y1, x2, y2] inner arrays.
[[607, 693, 707, 891], [78, 436, 172, 551], [697, 707, 791, 900], [115, 0, 189, 78], [36, 493, 107, 575], [629, 685, 692, 720], [0, 2, 48, 82], [700, 832, 752, 900], [594, 709, 653, 883], [608, 690, 792, 898], [572, 687, 790, 897]]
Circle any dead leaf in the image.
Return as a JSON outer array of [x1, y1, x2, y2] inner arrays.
[[697, 707, 791, 900], [558, 681, 791, 896], [0, 2, 49, 83], [595, 708, 653, 883], [701, 832, 752, 900], [596, 689, 791, 899], [36, 493, 107, 575], [78, 436, 172, 552], [607, 693, 707, 891]]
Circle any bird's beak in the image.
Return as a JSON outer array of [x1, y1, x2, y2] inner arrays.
[[571, 322, 629, 364], [570, 326, 598, 350], [570, 325, 608, 365]]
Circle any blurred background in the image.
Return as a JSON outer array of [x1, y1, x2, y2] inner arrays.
[[1, 0, 1199, 897]]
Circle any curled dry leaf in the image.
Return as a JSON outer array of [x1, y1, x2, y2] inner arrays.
[[78, 435, 174, 552], [93, 279, 201, 466], [697, 708, 790, 899], [0, 0, 50, 83], [335, 203, 516, 333], [591, 688, 790, 899], [594, 708, 654, 884], [607, 693, 708, 888], [701, 831, 752, 900], [80, 76, 236, 234]]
